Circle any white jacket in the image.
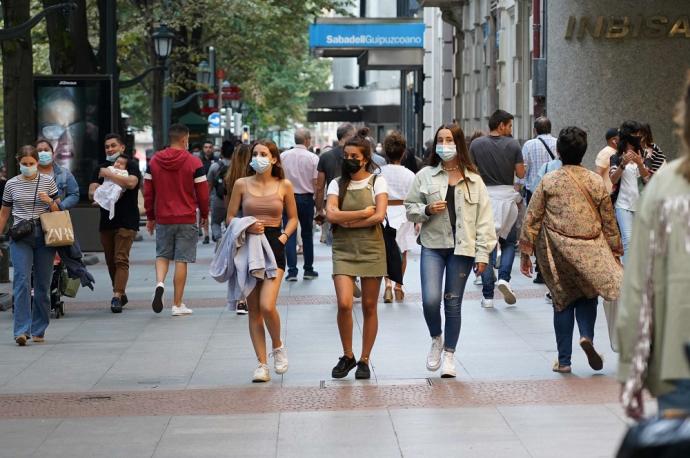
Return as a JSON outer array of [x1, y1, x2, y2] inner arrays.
[[486, 185, 522, 239], [209, 216, 277, 308]]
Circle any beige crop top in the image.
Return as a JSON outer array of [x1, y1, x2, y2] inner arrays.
[[242, 188, 283, 227]]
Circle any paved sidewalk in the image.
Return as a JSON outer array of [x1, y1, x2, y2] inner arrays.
[[0, 232, 636, 457]]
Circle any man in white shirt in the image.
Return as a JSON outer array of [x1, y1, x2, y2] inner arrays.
[[521, 116, 557, 204], [595, 128, 619, 193], [280, 129, 319, 281]]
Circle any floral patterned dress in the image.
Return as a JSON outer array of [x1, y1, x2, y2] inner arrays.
[[519, 165, 623, 311]]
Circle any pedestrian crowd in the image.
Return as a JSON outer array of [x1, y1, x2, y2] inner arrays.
[[3, 77, 690, 421]]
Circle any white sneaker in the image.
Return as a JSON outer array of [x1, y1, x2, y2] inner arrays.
[[426, 335, 443, 371], [252, 363, 271, 382], [440, 350, 457, 378], [496, 279, 516, 305], [271, 346, 289, 374], [481, 298, 494, 308], [473, 275, 482, 286], [171, 304, 193, 316]]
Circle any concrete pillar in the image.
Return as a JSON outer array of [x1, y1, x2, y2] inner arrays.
[[547, 0, 690, 165]]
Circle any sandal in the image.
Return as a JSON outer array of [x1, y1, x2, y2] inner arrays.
[[383, 286, 393, 303], [394, 287, 404, 302], [552, 360, 572, 373]]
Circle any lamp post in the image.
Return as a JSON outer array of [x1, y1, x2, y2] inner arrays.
[[151, 24, 175, 144]]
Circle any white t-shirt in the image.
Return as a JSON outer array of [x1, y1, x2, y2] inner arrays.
[[380, 164, 414, 200], [615, 163, 640, 211], [327, 175, 388, 204]]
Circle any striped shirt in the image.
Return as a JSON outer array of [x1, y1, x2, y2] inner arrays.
[[2, 174, 58, 226], [644, 143, 666, 175]]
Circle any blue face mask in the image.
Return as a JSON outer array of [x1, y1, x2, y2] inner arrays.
[[20, 165, 37, 177], [106, 152, 121, 162], [435, 144, 457, 162], [250, 156, 271, 174], [38, 151, 53, 166]]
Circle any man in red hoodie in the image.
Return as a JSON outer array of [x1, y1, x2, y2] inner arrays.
[[144, 124, 210, 316]]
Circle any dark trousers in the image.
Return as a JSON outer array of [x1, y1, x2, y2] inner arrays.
[[553, 297, 598, 366], [283, 193, 315, 276]]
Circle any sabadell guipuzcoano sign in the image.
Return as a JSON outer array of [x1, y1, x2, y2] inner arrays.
[[309, 23, 425, 48]]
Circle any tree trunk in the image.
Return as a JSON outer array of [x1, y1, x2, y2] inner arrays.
[[42, 0, 98, 74], [2, 0, 34, 177]]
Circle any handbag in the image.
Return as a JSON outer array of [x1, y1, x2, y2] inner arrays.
[[40, 210, 75, 247], [8, 175, 40, 241], [382, 216, 403, 285]]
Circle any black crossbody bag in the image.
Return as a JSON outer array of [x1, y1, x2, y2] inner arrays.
[[8, 175, 40, 241]]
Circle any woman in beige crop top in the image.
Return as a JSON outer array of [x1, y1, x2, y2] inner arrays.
[[226, 140, 298, 383]]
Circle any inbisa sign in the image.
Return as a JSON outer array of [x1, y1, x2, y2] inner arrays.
[[565, 15, 690, 39], [309, 22, 424, 48]]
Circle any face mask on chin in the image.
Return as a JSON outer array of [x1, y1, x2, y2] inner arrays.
[[106, 151, 121, 162]]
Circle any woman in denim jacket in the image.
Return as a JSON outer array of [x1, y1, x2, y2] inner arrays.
[[405, 123, 496, 378], [35, 139, 80, 210]]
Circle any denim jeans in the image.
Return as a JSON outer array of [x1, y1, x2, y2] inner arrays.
[[553, 297, 598, 366], [284, 194, 315, 276], [615, 207, 634, 265], [658, 379, 690, 414], [10, 226, 56, 338], [481, 222, 518, 299], [420, 247, 474, 351]]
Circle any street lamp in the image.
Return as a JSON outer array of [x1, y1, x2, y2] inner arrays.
[[197, 60, 211, 86], [152, 24, 174, 60]]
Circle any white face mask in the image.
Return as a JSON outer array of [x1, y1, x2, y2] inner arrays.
[[375, 146, 383, 154], [250, 156, 271, 174], [435, 144, 457, 162]]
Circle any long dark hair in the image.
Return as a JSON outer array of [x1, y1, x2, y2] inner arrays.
[[338, 127, 378, 207], [616, 120, 643, 156], [248, 139, 284, 180], [427, 123, 478, 174]]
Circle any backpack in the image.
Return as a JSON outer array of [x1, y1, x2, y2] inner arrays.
[[214, 163, 229, 199]]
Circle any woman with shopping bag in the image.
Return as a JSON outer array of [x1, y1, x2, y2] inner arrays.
[[0, 146, 62, 345]]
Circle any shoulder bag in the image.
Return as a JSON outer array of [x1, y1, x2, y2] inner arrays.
[[8, 175, 40, 241], [537, 138, 555, 160], [372, 175, 403, 284]]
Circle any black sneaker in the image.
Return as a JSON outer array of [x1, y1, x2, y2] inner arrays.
[[202, 236, 210, 245], [236, 300, 248, 315], [110, 297, 123, 314], [285, 272, 298, 282], [152, 283, 164, 313], [121, 294, 128, 307], [303, 270, 319, 280], [355, 361, 371, 379], [331, 355, 357, 378], [533, 273, 545, 284]]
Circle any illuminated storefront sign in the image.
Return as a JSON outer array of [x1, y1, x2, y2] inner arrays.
[[565, 15, 690, 39], [310, 22, 424, 48]]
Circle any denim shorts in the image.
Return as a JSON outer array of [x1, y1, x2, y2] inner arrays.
[[155, 223, 198, 263]]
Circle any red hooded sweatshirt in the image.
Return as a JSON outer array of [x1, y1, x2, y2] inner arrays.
[[144, 147, 210, 224]]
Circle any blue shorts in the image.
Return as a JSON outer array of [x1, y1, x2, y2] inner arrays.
[[155, 223, 198, 263]]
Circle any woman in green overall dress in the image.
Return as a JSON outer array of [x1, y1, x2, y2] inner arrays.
[[326, 129, 388, 379]]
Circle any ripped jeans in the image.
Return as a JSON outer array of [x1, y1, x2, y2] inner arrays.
[[420, 247, 474, 352]]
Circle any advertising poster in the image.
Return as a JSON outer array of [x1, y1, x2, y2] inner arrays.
[[34, 76, 113, 201]]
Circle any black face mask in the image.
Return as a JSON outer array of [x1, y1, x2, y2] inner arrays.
[[342, 158, 362, 175]]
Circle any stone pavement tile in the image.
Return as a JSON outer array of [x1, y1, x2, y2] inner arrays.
[[390, 407, 531, 458], [497, 404, 628, 458], [152, 414, 279, 457], [32, 416, 170, 458], [277, 410, 401, 458], [0, 418, 61, 458], [187, 356, 264, 388]]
